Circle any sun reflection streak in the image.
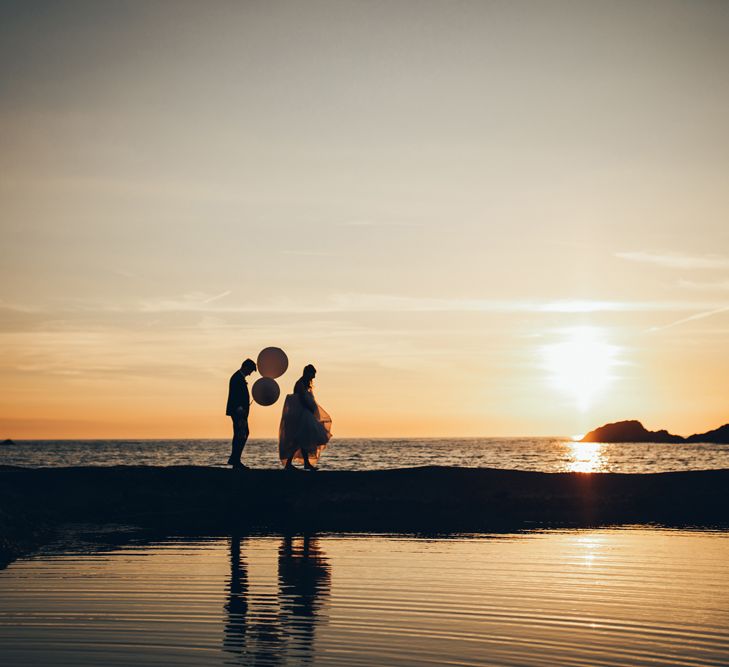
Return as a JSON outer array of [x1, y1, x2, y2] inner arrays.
[[574, 533, 605, 569], [567, 441, 605, 473]]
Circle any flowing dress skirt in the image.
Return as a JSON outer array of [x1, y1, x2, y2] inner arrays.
[[278, 394, 332, 466]]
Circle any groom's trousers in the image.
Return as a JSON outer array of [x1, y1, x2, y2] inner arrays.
[[228, 416, 249, 465]]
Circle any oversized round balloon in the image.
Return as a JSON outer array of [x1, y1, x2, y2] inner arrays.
[[252, 377, 280, 406], [257, 346, 288, 379]]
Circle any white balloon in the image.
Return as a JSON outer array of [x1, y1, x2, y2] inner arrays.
[[257, 347, 288, 379], [252, 377, 280, 406]]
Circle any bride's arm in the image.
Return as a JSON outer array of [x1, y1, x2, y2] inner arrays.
[[294, 380, 317, 413], [301, 389, 317, 413]]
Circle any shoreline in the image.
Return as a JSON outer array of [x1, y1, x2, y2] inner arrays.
[[1, 465, 728, 565]]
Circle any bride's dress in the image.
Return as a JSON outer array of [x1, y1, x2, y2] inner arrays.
[[278, 388, 332, 466]]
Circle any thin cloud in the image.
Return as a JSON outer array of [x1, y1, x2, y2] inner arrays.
[[0, 300, 44, 314], [280, 250, 334, 257], [538, 300, 648, 313], [8, 294, 728, 318], [649, 304, 729, 332], [139, 291, 231, 312], [113, 269, 139, 279], [199, 290, 231, 304], [679, 279, 729, 291], [337, 219, 420, 228], [616, 251, 729, 270]]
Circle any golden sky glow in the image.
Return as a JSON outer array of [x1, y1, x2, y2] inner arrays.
[[1, 2, 728, 438]]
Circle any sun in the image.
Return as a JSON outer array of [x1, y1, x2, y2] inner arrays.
[[542, 327, 620, 412]]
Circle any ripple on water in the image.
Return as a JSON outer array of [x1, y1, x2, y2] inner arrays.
[[0, 529, 728, 666]]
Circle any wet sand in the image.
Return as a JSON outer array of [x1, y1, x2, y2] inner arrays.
[[1, 465, 728, 564]]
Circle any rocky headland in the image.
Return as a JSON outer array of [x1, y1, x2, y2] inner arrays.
[[581, 420, 729, 444]]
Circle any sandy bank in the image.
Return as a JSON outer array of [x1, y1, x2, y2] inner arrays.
[[1, 465, 727, 563]]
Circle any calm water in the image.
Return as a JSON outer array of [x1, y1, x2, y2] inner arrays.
[[0, 529, 727, 666], [1, 438, 729, 473]]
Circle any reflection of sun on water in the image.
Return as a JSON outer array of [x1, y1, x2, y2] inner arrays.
[[567, 441, 605, 473], [574, 533, 605, 568]]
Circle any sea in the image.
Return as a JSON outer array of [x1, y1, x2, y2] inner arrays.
[[1, 437, 728, 473]]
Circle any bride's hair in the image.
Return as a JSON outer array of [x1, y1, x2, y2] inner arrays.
[[302, 364, 317, 388]]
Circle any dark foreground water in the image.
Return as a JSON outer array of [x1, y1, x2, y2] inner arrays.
[[2, 438, 729, 473], [0, 529, 727, 666]]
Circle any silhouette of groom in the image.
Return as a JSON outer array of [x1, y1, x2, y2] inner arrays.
[[226, 358, 256, 469]]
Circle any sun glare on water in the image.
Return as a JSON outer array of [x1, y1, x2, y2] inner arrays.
[[567, 440, 605, 473], [542, 327, 620, 412]]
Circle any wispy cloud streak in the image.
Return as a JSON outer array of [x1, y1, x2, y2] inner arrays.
[[139, 290, 232, 312], [337, 219, 420, 228], [649, 304, 729, 332], [16, 294, 729, 316], [280, 250, 334, 257], [616, 251, 729, 270], [200, 290, 231, 304], [679, 279, 729, 292]]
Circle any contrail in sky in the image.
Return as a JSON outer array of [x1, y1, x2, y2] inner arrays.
[[649, 304, 729, 332]]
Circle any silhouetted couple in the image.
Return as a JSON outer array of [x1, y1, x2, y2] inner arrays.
[[223, 534, 330, 662], [226, 360, 332, 471]]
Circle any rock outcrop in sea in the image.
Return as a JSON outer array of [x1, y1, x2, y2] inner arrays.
[[686, 424, 729, 444], [581, 420, 729, 443]]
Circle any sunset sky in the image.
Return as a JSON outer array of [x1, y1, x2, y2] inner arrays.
[[2, 1, 728, 439]]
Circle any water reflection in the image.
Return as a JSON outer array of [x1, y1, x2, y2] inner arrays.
[[224, 537, 248, 652], [224, 536, 330, 665], [566, 440, 605, 472], [1, 531, 728, 666]]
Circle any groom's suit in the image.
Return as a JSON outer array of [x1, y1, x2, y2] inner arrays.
[[226, 371, 250, 466]]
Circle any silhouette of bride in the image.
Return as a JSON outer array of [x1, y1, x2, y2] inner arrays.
[[279, 365, 332, 471], [278, 535, 331, 662]]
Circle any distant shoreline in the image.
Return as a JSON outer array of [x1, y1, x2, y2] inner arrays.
[[2, 434, 727, 443], [3, 436, 576, 442], [1, 465, 727, 567]]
